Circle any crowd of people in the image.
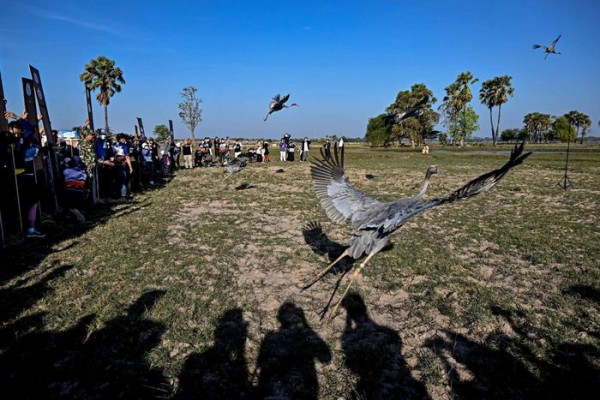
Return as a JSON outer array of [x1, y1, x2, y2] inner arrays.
[[0, 111, 327, 243]]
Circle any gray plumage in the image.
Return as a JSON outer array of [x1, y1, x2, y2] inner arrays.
[[310, 143, 531, 261], [264, 93, 299, 121], [533, 34, 561, 60], [223, 156, 248, 180]]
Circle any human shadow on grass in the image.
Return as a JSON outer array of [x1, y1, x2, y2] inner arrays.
[[0, 289, 169, 399], [425, 304, 600, 399], [256, 302, 332, 400], [175, 308, 252, 399], [341, 293, 430, 400]]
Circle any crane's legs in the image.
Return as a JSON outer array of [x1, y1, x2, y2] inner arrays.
[[301, 249, 349, 291], [222, 172, 233, 181], [328, 251, 376, 319]]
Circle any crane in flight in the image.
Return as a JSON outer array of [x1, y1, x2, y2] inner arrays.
[[533, 34, 562, 60], [305, 143, 531, 318], [264, 94, 298, 121]]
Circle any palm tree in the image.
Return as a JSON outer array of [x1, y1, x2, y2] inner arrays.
[[479, 75, 514, 145], [79, 56, 126, 134], [566, 110, 592, 144], [441, 71, 478, 146]]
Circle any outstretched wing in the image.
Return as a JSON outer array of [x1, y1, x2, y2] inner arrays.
[[376, 142, 532, 233], [550, 34, 561, 48], [311, 146, 384, 227], [271, 94, 282, 103], [532, 44, 547, 50], [281, 94, 291, 104]]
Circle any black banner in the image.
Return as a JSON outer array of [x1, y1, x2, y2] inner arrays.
[[169, 119, 174, 141], [136, 117, 145, 138], [0, 71, 8, 132], [22, 78, 41, 144], [134, 125, 139, 136], [85, 86, 95, 132], [29, 66, 54, 146]]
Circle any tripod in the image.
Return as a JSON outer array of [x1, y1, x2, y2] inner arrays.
[[555, 125, 573, 190]]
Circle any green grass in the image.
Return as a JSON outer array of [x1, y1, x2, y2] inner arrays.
[[1, 143, 599, 399]]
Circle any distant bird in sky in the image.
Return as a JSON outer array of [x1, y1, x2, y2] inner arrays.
[[264, 94, 298, 121], [533, 34, 561, 60], [304, 143, 531, 318]]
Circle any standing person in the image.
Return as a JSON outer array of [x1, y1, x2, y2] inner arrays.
[[7, 120, 45, 238], [263, 141, 270, 162], [182, 140, 193, 169], [149, 138, 160, 174], [112, 134, 133, 199], [168, 141, 177, 170], [323, 139, 332, 160], [173, 142, 181, 170], [287, 140, 296, 162], [233, 141, 243, 158], [213, 137, 219, 160], [218, 138, 228, 164], [301, 137, 311, 162], [279, 140, 287, 162], [78, 129, 97, 200]]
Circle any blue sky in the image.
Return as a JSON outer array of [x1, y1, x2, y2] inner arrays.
[[1, 0, 599, 139]]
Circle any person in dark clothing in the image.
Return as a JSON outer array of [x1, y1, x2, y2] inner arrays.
[[149, 138, 160, 174], [287, 140, 296, 162], [8, 120, 45, 238], [323, 139, 332, 160], [182, 140, 193, 169]]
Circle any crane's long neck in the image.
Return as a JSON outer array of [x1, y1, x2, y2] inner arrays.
[[414, 175, 431, 201], [413, 167, 436, 202]]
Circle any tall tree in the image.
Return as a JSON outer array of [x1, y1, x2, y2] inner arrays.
[[566, 110, 592, 144], [523, 112, 553, 143], [178, 86, 203, 141], [479, 75, 514, 145], [365, 113, 392, 147], [153, 124, 171, 142], [386, 83, 439, 148], [79, 56, 125, 135], [553, 116, 576, 142], [440, 72, 479, 146]]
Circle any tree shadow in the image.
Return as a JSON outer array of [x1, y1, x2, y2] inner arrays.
[[256, 302, 332, 399], [175, 308, 252, 399], [341, 293, 430, 400], [0, 290, 169, 398], [563, 284, 600, 306], [426, 305, 600, 399]]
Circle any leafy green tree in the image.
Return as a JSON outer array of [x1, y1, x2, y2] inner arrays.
[[387, 83, 439, 148], [438, 133, 448, 145], [566, 110, 592, 144], [552, 116, 576, 142], [365, 114, 392, 147], [523, 112, 553, 143], [79, 56, 125, 135], [501, 128, 517, 143], [178, 86, 203, 141], [440, 72, 479, 146], [153, 124, 171, 142], [479, 75, 514, 145]]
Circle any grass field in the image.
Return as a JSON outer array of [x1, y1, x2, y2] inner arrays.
[[1, 144, 599, 399]]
